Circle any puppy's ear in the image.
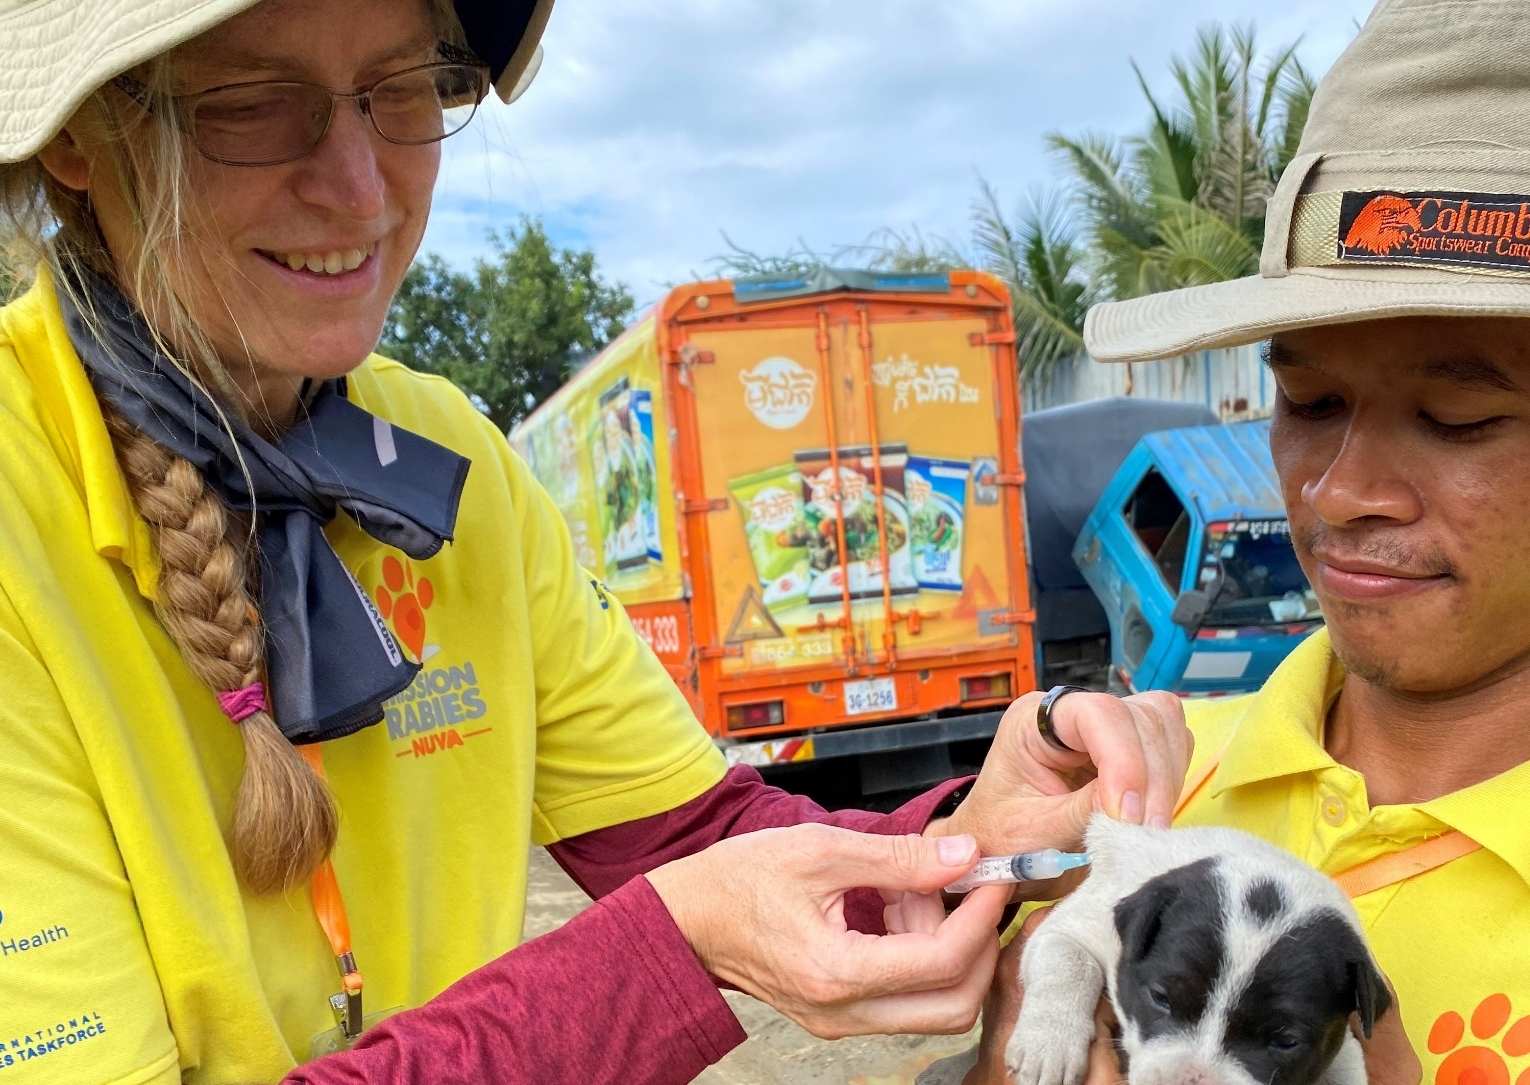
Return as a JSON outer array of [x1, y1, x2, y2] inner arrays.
[[1349, 956, 1393, 1039], [1113, 878, 1177, 963]]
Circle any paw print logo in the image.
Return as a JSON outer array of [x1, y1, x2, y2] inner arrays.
[[1429, 994, 1530, 1085], [374, 555, 438, 663]]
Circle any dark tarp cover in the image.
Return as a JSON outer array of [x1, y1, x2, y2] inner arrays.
[[1022, 397, 1218, 644]]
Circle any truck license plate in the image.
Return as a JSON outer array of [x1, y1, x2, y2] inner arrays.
[[844, 677, 897, 716]]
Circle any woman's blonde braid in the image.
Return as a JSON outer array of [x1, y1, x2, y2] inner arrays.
[[105, 409, 338, 893]]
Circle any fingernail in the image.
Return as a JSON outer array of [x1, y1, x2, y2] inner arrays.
[[1120, 791, 1144, 823], [938, 834, 977, 865]]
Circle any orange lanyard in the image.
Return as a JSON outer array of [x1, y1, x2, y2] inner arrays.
[[1174, 743, 1482, 899], [297, 745, 365, 1041]]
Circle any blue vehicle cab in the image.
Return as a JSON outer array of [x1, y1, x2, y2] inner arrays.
[[1072, 419, 1321, 696]]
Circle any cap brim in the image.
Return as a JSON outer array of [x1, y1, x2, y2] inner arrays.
[[1084, 266, 1530, 363]]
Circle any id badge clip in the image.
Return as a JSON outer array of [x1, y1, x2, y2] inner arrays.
[[308, 951, 402, 1057], [333, 951, 364, 1040], [309, 1007, 404, 1058]]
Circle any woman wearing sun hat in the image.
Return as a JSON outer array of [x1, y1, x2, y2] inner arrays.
[[0, 1, 1195, 1081]]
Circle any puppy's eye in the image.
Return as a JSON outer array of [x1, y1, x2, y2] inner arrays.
[[1147, 983, 1172, 1014], [1268, 1030, 1304, 1053]]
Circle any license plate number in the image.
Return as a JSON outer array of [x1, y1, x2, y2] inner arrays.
[[844, 677, 897, 716]]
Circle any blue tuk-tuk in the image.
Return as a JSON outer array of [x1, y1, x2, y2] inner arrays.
[[1072, 419, 1321, 695]]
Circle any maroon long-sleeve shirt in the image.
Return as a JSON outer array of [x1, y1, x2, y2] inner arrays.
[[283, 766, 970, 1084]]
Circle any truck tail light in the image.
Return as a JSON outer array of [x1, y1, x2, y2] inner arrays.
[[726, 700, 786, 730], [960, 673, 1012, 703]]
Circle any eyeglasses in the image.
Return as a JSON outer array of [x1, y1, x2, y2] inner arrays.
[[113, 51, 491, 168]]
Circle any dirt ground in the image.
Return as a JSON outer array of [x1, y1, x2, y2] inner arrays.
[[523, 847, 980, 1084]]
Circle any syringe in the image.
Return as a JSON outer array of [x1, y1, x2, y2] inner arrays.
[[945, 849, 1091, 894]]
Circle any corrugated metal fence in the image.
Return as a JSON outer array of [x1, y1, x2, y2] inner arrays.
[[1021, 343, 1272, 420]]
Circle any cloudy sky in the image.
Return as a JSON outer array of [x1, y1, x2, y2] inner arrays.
[[426, 1, 1376, 307]]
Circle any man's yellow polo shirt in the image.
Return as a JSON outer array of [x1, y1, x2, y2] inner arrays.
[[0, 271, 726, 1084], [1179, 629, 1530, 1081]]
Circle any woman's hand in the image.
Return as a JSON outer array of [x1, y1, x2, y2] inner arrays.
[[647, 824, 1011, 1039], [931, 689, 1193, 860]]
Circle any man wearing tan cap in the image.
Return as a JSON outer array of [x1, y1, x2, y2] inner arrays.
[[949, 0, 1530, 1081]]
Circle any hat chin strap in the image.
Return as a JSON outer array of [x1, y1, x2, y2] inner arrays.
[[494, 43, 543, 104]]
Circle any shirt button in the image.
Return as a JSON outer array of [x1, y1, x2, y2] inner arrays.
[[1321, 795, 1347, 826]]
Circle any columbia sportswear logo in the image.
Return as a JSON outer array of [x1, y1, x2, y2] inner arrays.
[[1338, 189, 1530, 271], [369, 555, 495, 760]]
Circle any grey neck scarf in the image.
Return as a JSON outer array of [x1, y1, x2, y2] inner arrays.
[[59, 265, 471, 745]]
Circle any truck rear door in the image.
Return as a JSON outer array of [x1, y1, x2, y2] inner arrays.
[[665, 274, 1034, 733]]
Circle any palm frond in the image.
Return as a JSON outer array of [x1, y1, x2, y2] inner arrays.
[[1273, 58, 1317, 174], [1252, 38, 1302, 141], [1131, 61, 1199, 202], [971, 182, 1088, 375], [1047, 132, 1157, 254], [972, 178, 1028, 297], [1144, 199, 1261, 287]]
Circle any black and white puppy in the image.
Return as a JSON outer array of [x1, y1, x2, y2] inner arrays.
[[1006, 814, 1391, 1085]]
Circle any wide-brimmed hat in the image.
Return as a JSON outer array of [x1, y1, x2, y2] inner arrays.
[[1085, 0, 1530, 363], [0, 0, 553, 164]]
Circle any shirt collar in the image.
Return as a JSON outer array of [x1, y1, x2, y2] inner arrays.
[[1208, 629, 1344, 798], [1207, 627, 1530, 889], [1422, 763, 1530, 889], [4, 267, 159, 599]]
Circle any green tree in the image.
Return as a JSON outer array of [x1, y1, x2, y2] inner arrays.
[[1048, 23, 1315, 302], [968, 22, 1317, 376], [381, 218, 634, 431]]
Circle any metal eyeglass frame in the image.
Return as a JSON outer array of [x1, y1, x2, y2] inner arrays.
[[110, 42, 491, 167]]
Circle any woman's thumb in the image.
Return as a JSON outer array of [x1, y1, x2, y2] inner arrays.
[[822, 831, 980, 894]]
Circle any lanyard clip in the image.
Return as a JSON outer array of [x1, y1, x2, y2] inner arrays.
[[329, 951, 364, 1040]]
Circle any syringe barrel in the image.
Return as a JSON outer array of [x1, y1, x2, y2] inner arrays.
[[1014, 849, 1068, 879]]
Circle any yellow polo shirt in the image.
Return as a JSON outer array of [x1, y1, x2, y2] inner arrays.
[[0, 270, 725, 1084], [1178, 630, 1530, 1081]]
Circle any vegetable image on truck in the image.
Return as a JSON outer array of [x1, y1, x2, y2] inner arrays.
[[729, 464, 811, 614], [794, 444, 917, 605], [907, 455, 969, 592]]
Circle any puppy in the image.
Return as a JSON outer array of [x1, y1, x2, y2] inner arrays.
[[1006, 814, 1390, 1085]]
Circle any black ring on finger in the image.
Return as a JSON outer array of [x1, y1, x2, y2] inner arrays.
[[1036, 684, 1089, 753]]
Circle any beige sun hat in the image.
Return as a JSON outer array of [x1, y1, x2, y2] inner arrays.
[[0, 0, 553, 164], [1085, 0, 1530, 363]]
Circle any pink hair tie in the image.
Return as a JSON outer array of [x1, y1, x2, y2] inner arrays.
[[217, 682, 268, 724]]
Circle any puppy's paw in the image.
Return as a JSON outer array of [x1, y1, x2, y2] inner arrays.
[[1004, 1002, 1093, 1085]]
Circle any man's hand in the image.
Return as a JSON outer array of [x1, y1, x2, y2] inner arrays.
[[647, 824, 1011, 1039], [931, 689, 1193, 860], [1358, 982, 1423, 1084]]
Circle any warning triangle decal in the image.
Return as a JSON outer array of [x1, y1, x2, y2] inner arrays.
[[951, 565, 999, 621], [725, 586, 785, 644]]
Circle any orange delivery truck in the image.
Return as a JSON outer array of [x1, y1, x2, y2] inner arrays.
[[509, 269, 1037, 796]]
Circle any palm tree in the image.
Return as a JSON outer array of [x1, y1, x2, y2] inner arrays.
[[987, 22, 1317, 374], [1051, 23, 1315, 301]]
